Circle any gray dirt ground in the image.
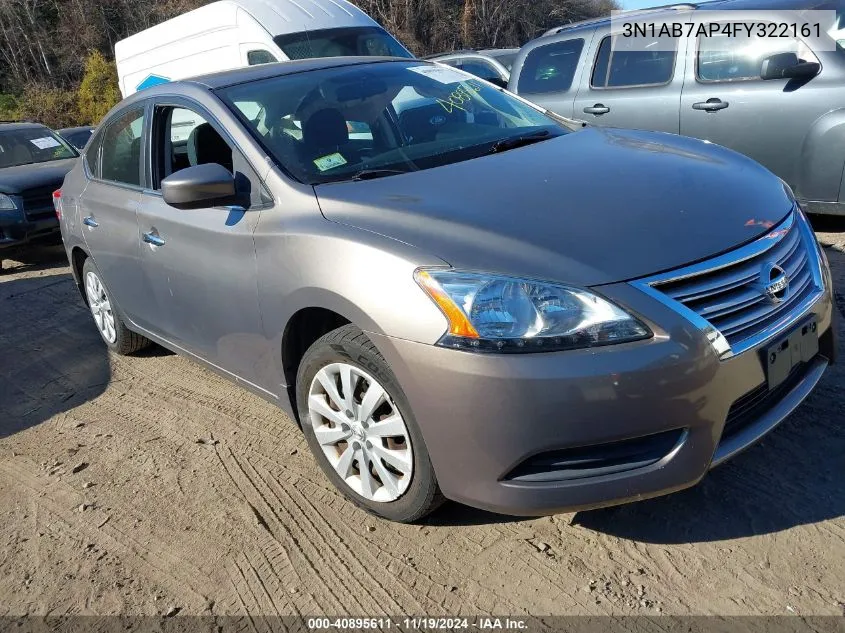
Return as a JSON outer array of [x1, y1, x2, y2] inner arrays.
[[0, 218, 843, 618]]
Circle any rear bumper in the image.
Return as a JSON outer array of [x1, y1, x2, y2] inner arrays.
[[368, 282, 836, 517]]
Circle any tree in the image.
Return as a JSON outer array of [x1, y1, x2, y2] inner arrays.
[[77, 50, 121, 125], [0, 0, 620, 128], [17, 84, 80, 128]]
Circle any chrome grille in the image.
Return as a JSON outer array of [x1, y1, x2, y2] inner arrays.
[[633, 210, 824, 358]]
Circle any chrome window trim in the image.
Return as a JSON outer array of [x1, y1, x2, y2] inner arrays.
[[631, 208, 825, 360]]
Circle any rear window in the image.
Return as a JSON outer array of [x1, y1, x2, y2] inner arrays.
[[517, 39, 585, 95], [591, 35, 676, 88], [274, 26, 412, 60]]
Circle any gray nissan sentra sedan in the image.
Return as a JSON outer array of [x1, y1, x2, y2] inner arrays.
[[57, 58, 838, 522]]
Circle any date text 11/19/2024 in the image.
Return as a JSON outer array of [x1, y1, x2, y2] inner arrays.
[[307, 617, 529, 630]]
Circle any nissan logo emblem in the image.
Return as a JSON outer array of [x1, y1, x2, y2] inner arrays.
[[760, 262, 789, 304]]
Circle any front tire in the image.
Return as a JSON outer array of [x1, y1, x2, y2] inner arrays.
[[296, 325, 444, 523], [82, 258, 150, 355]]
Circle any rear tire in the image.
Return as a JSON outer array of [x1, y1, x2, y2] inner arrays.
[[296, 324, 444, 523], [81, 258, 150, 355]]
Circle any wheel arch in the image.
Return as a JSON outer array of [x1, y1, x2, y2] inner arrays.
[[70, 245, 91, 305], [797, 108, 845, 203]]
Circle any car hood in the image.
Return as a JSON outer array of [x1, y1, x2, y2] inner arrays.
[[0, 158, 78, 195], [315, 127, 795, 286]]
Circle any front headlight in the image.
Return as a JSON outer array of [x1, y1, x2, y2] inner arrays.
[[0, 193, 17, 210], [415, 269, 651, 353]]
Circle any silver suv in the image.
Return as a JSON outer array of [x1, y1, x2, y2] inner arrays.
[[509, 0, 845, 215]]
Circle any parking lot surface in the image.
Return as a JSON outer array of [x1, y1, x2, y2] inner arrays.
[[0, 220, 843, 618]]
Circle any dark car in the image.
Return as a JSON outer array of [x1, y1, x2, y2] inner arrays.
[[57, 126, 96, 151], [59, 58, 836, 522], [0, 122, 78, 271], [425, 48, 520, 87]]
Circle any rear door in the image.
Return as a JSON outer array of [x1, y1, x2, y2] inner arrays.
[[572, 24, 685, 133], [512, 33, 595, 118], [135, 98, 269, 382], [77, 105, 147, 324]]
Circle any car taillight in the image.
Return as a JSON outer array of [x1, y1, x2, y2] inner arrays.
[[53, 189, 63, 220]]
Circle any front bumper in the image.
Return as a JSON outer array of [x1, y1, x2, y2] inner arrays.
[[0, 198, 60, 253], [368, 280, 836, 517]]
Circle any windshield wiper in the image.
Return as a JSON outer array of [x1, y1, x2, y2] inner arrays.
[[349, 169, 410, 182], [487, 130, 553, 155]]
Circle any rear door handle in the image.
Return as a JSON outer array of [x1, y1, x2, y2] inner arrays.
[[583, 104, 610, 115], [692, 98, 729, 112], [82, 216, 99, 228], [142, 232, 166, 247]]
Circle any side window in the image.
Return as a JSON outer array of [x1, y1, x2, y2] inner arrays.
[[517, 39, 585, 95], [154, 107, 233, 187], [153, 105, 270, 209], [248, 50, 278, 66], [437, 58, 461, 68], [100, 108, 145, 187], [697, 26, 818, 82], [591, 34, 676, 88], [84, 129, 104, 179], [460, 60, 502, 83]]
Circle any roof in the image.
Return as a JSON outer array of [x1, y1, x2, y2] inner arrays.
[[185, 56, 414, 90], [425, 48, 519, 60], [57, 126, 95, 134], [541, 0, 835, 37], [0, 122, 45, 131], [116, 0, 378, 58]]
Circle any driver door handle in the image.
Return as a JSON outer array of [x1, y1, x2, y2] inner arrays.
[[693, 98, 729, 112], [583, 104, 610, 115], [82, 216, 99, 228], [143, 232, 166, 247]]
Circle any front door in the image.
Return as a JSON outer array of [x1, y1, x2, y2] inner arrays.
[[680, 17, 833, 194], [135, 100, 268, 383]]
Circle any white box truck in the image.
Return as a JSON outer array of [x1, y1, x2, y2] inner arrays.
[[115, 0, 413, 98]]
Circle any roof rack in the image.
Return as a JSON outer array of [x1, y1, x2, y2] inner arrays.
[[543, 3, 698, 36]]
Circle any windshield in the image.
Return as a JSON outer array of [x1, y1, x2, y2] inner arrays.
[[274, 27, 413, 60], [0, 127, 77, 168], [218, 61, 566, 185]]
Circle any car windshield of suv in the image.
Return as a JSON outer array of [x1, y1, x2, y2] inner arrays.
[[274, 27, 413, 60], [0, 127, 77, 168], [218, 61, 566, 184]]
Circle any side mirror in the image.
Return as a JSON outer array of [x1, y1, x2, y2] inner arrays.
[[760, 52, 820, 81], [162, 163, 238, 209]]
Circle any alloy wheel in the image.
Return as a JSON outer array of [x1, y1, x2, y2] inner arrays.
[[85, 271, 117, 344], [307, 363, 413, 502]]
